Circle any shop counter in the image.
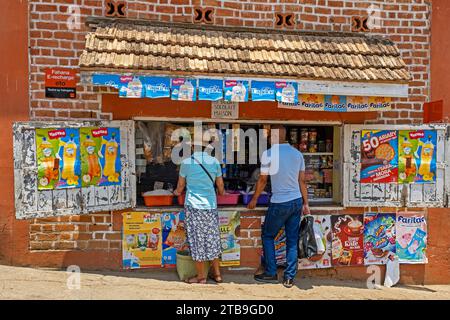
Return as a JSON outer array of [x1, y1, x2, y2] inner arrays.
[[134, 205, 345, 213]]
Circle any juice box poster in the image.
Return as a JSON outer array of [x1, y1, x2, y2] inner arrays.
[[224, 80, 249, 102], [122, 212, 162, 269], [331, 214, 364, 266], [396, 213, 428, 264], [171, 78, 197, 101], [360, 130, 398, 183], [161, 211, 189, 268], [363, 213, 396, 265], [218, 211, 241, 266], [398, 130, 437, 184], [80, 127, 121, 187], [299, 215, 332, 270], [36, 128, 81, 190]]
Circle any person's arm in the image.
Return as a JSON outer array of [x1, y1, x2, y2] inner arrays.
[[299, 171, 310, 215], [174, 176, 186, 196], [215, 176, 225, 195], [247, 174, 268, 209]]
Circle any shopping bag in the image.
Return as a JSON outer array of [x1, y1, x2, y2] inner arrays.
[[298, 216, 318, 259], [384, 254, 400, 288], [313, 222, 326, 255]]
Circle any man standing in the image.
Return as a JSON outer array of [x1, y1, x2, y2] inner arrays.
[[247, 125, 310, 288]]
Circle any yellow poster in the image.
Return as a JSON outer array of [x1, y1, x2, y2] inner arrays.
[[219, 211, 241, 267], [122, 212, 162, 269]]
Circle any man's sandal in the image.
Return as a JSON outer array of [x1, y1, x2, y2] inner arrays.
[[184, 276, 207, 284]]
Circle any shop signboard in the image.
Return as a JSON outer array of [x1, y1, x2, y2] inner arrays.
[[360, 130, 398, 183], [118, 75, 145, 98], [363, 213, 396, 265], [122, 212, 162, 269], [331, 214, 364, 266], [298, 215, 332, 270], [171, 78, 197, 101], [161, 211, 188, 267], [144, 76, 171, 98], [36, 128, 81, 190], [396, 212, 428, 264], [218, 211, 241, 266], [80, 127, 121, 187], [45, 68, 77, 99], [198, 79, 223, 101], [275, 81, 298, 104], [224, 80, 249, 102], [211, 100, 239, 119], [398, 130, 437, 184], [251, 81, 276, 101]]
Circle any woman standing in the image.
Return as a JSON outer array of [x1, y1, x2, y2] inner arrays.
[[174, 139, 225, 284]]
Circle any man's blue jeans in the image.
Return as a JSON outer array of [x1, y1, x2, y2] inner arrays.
[[262, 198, 302, 280]]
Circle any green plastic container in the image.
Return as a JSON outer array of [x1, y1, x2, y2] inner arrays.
[[176, 250, 211, 281]]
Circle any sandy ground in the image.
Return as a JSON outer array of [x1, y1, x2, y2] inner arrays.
[[0, 265, 449, 300]]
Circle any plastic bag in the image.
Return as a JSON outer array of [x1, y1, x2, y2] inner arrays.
[[298, 216, 318, 259], [384, 254, 400, 287], [313, 222, 325, 255]]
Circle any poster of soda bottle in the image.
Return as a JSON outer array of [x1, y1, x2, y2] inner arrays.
[[363, 213, 396, 265], [36, 128, 81, 190], [161, 211, 188, 268], [360, 130, 398, 183], [331, 214, 364, 266], [398, 130, 437, 184], [80, 127, 121, 187]]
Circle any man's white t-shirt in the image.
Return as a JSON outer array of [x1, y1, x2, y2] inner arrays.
[[260, 143, 305, 203]]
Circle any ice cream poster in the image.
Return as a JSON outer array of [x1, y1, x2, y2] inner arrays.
[[218, 211, 241, 266], [36, 128, 81, 190], [80, 127, 121, 187], [171, 78, 197, 101], [122, 212, 162, 269], [224, 80, 249, 102], [396, 213, 428, 264], [161, 211, 188, 268], [251, 81, 275, 101], [331, 215, 365, 266], [360, 130, 398, 183], [363, 213, 396, 265], [275, 81, 298, 104], [118, 75, 145, 98], [398, 130, 437, 184], [299, 215, 332, 270]]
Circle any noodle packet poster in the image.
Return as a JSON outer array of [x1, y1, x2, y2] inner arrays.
[[80, 127, 121, 187], [161, 211, 188, 268], [396, 213, 428, 264], [360, 130, 398, 183], [298, 215, 332, 270], [122, 212, 162, 269], [363, 213, 396, 265], [36, 128, 81, 190], [398, 130, 437, 184], [331, 214, 364, 266]]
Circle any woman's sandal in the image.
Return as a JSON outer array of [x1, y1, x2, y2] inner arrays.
[[208, 272, 223, 283], [184, 276, 207, 284]]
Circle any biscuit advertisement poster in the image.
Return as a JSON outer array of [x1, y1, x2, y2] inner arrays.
[[363, 213, 396, 265], [331, 215, 364, 266], [360, 130, 398, 183], [161, 211, 188, 268]]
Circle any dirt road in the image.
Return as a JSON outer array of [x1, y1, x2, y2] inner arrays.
[[0, 265, 448, 300]]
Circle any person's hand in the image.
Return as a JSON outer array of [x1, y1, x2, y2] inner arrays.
[[303, 204, 311, 215], [247, 198, 257, 210], [173, 189, 181, 196]]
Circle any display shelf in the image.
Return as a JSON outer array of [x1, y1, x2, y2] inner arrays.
[[302, 152, 334, 156]]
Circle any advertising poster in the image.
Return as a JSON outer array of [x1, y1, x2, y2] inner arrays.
[[122, 212, 162, 269], [324, 95, 347, 112], [360, 130, 398, 183], [36, 128, 81, 190], [198, 79, 223, 101], [369, 97, 392, 111], [275, 81, 298, 104], [144, 76, 171, 98], [218, 211, 241, 266], [92, 74, 121, 89], [45, 68, 77, 99], [399, 130, 437, 184], [346, 96, 370, 112], [161, 211, 188, 268], [299, 215, 332, 270], [396, 213, 428, 264], [331, 214, 364, 266], [298, 94, 325, 111], [261, 216, 286, 267], [171, 78, 197, 101], [118, 75, 145, 98], [224, 80, 249, 102], [80, 127, 121, 187], [363, 213, 396, 265], [251, 81, 275, 101]]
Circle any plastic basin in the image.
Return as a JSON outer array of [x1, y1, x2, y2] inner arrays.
[[142, 194, 174, 206], [217, 192, 240, 205], [176, 250, 210, 281], [241, 192, 271, 205]]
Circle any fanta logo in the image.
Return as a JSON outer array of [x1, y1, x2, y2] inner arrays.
[[409, 131, 425, 139], [120, 76, 133, 83], [92, 128, 108, 138], [172, 78, 185, 86], [48, 129, 66, 139]]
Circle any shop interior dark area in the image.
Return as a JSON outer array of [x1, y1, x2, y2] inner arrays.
[[135, 121, 337, 208]]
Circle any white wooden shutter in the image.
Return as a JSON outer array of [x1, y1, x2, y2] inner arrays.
[[13, 120, 135, 219], [343, 124, 446, 208]]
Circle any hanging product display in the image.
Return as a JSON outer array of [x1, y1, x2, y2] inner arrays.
[[360, 130, 398, 183], [398, 130, 437, 184], [251, 81, 276, 101], [122, 212, 162, 269], [396, 212, 428, 264], [218, 211, 241, 266], [331, 214, 364, 266], [171, 78, 196, 101], [363, 213, 396, 265], [161, 211, 188, 267], [36, 128, 81, 190], [298, 215, 332, 269], [223, 80, 249, 102], [198, 79, 223, 101]]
